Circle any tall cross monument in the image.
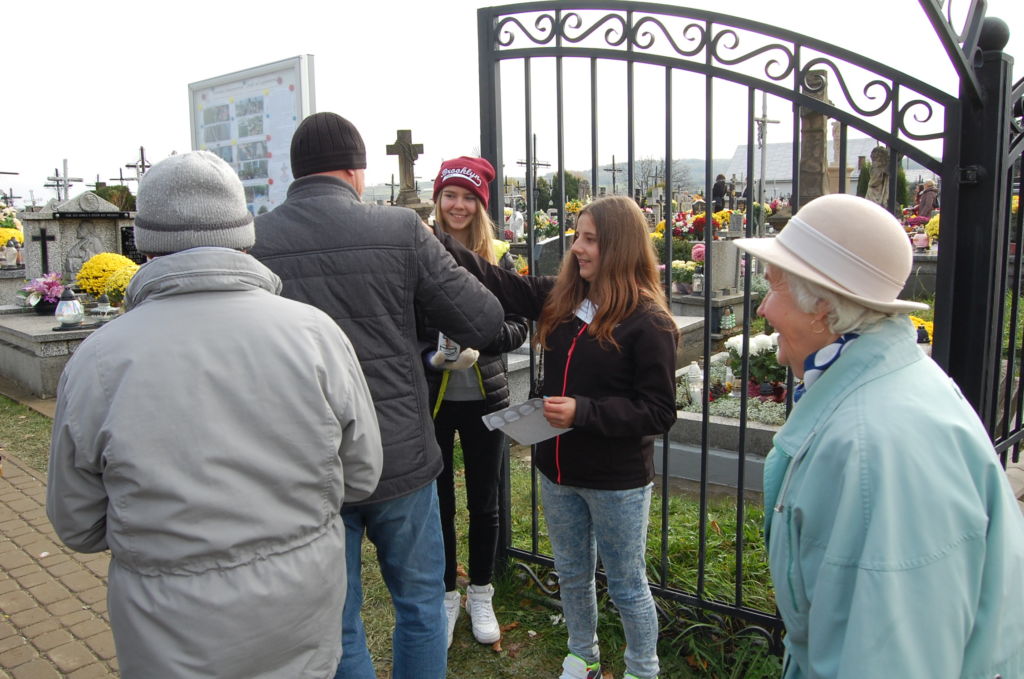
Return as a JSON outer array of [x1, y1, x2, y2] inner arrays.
[[386, 130, 424, 206]]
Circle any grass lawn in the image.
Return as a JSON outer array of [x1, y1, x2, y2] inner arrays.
[[2, 395, 780, 678]]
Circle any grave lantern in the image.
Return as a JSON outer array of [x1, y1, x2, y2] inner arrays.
[[55, 288, 84, 327]]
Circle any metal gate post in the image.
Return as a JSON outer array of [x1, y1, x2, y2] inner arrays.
[[934, 21, 1014, 430], [478, 8, 503, 228]]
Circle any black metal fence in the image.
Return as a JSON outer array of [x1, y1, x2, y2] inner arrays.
[[478, 0, 1021, 648]]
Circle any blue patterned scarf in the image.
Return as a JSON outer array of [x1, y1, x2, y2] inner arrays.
[[792, 333, 859, 403]]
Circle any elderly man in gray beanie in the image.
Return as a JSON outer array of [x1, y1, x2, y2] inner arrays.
[[46, 150, 384, 679]]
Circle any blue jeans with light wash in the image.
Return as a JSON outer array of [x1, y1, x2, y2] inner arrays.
[[333, 481, 447, 679], [541, 475, 660, 679]]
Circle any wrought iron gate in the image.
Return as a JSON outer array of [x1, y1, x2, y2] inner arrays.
[[477, 0, 1021, 651]]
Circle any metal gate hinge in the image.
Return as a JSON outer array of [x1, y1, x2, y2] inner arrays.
[[958, 165, 987, 184]]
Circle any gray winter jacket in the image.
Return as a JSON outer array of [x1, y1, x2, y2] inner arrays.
[[46, 247, 383, 678], [253, 176, 503, 504]]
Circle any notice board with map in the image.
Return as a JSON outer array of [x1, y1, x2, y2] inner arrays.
[[188, 55, 315, 216]]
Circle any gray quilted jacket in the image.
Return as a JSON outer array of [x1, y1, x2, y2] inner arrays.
[[253, 176, 503, 504]]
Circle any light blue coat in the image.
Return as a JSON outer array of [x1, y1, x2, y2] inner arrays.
[[765, 316, 1024, 679]]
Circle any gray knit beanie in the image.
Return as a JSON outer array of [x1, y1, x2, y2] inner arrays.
[[134, 150, 255, 255], [290, 112, 367, 178]]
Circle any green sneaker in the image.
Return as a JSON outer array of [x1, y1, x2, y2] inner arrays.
[[559, 653, 601, 679]]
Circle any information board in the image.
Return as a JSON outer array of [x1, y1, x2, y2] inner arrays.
[[188, 55, 315, 215]]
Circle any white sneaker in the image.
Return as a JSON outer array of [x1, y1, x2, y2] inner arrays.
[[559, 653, 601, 679], [444, 590, 461, 649], [464, 583, 501, 644]]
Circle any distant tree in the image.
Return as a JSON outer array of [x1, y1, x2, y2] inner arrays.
[[856, 159, 870, 198], [549, 171, 581, 210], [535, 176, 552, 211], [94, 183, 136, 211], [635, 158, 692, 200]]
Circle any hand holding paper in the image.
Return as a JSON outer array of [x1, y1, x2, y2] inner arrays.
[[542, 396, 576, 429], [481, 398, 572, 445]]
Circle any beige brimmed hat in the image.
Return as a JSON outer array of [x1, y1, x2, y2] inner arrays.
[[733, 194, 928, 313]]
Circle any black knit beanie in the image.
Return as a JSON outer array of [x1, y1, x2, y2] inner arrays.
[[290, 112, 367, 178]]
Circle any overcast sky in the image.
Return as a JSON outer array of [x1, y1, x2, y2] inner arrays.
[[2, 0, 1021, 206]]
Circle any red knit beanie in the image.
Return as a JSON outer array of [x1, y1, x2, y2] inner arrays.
[[433, 156, 495, 209]]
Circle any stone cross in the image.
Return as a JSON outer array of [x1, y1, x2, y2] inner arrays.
[[386, 131, 424, 205], [31, 228, 56, 272], [46, 160, 83, 202]]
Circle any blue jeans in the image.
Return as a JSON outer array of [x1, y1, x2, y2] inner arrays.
[[334, 482, 447, 679], [541, 475, 660, 679]]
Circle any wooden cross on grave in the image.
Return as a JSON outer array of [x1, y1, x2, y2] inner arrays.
[[126, 146, 152, 183], [517, 134, 550, 208], [32, 228, 56, 273], [109, 168, 137, 186], [0, 170, 18, 206], [386, 130, 424, 205], [46, 160, 83, 201], [386, 173, 399, 205], [604, 155, 623, 196], [0, 172, 21, 208]]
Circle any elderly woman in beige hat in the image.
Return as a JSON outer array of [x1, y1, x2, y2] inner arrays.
[[733, 193, 1024, 679]]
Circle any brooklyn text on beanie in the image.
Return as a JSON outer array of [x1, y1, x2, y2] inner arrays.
[[432, 156, 496, 209]]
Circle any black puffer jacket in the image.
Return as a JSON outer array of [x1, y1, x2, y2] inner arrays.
[[418, 244, 529, 414], [253, 176, 503, 504]]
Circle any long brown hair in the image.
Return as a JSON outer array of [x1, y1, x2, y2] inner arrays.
[[434, 192, 498, 264], [535, 195, 671, 350]]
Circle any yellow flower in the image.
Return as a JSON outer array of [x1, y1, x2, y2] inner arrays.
[[565, 199, 584, 214], [909, 315, 934, 344], [104, 263, 140, 305], [0, 227, 23, 245], [925, 213, 940, 242], [76, 252, 137, 297], [655, 220, 666, 234], [1012, 195, 1019, 216]]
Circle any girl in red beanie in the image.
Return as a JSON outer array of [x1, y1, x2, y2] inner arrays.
[[434, 195, 677, 679], [422, 156, 529, 649]]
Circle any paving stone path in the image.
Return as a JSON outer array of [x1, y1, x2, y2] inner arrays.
[[0, 454, 117, 678]]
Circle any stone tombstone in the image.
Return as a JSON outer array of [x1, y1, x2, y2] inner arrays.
[[20, 191, 134, 286], [534, 233, 572, 276], [705, 239, 741, 294], [799, 70, 831, 207], [728, 212, 744, 235]]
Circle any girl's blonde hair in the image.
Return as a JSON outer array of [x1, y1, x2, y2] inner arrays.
[[434, 192, 497, 264], [536, 195, 671, 350]]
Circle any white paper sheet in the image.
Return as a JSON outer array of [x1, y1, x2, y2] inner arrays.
[[481, 397, 572, 445]]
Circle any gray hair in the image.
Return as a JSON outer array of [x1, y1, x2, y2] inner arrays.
[[781, 268, 893, 334]]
